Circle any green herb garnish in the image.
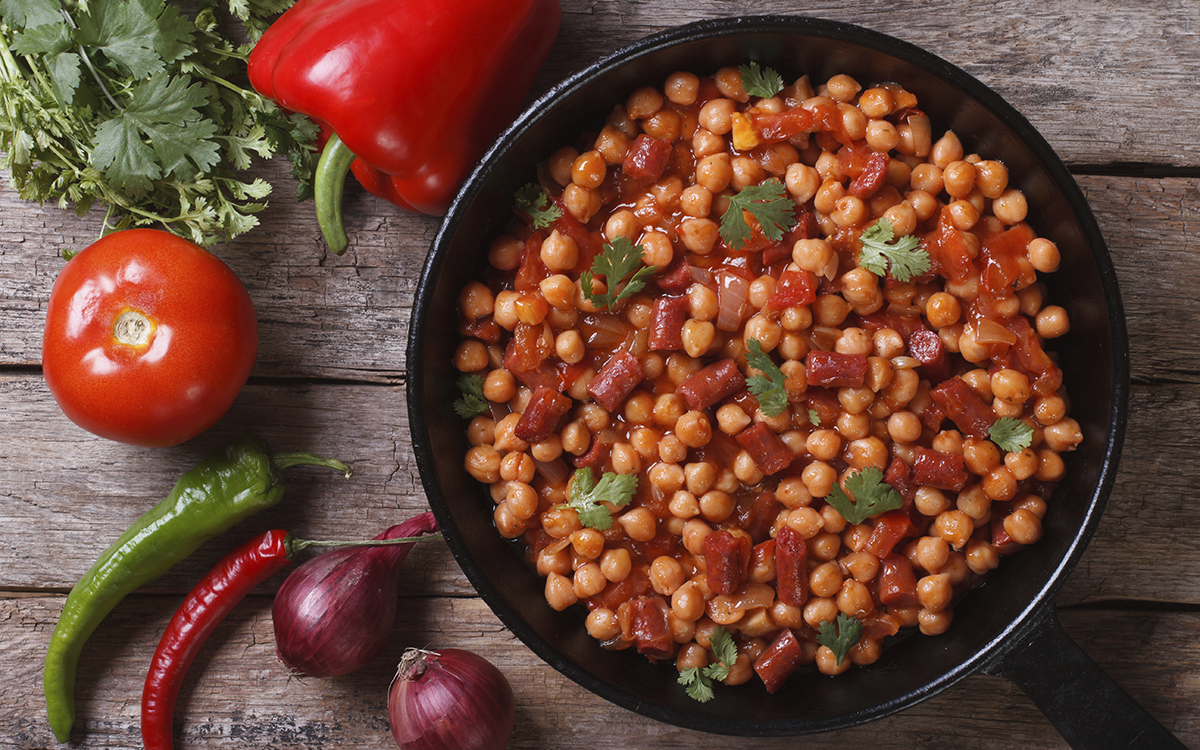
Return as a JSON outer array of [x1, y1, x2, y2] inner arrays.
[[989, 416, 1034, 453], [679, 626, 738, 702], [514, 183, 562, 229], [0, 0, 317, 246], [452, 374, 489, 419], [738, 62, 784, 99], [858, 218, 931, 283], [566, 467, 638, 531], [745, 338, 789, 418], [816, 612, 863, 666], [826, 466, 904, 525], [808, 408, 821, 426], [580, 236, 657, 311], [719, 180, 795, 250]]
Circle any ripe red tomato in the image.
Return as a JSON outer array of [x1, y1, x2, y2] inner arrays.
[[42, 229, 258, 447]]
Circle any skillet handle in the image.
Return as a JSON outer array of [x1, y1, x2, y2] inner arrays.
[[984, 608, 1184, 749]]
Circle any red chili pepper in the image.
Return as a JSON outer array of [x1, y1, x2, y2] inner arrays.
[[141, 530, 294, 750], [247, 0, 561, 253]]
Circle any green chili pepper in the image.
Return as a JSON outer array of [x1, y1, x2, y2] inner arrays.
[[43, 434, 350, 742]]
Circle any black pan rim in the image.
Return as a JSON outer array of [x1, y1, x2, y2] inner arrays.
[[408, 14, 1129, 736]]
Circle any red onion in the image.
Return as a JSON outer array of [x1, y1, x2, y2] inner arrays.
[[716, 268, 749, 332], [272, 511, 440, 677], [389, 648, 515, 750]]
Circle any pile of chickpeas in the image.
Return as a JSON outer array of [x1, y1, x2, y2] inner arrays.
[[453, 65, 1081, 688]]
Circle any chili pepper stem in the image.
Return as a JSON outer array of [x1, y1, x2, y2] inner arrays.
[[314, 132, 356, 255], [285, 533, 443, 556], [272, 452, 353, 478]]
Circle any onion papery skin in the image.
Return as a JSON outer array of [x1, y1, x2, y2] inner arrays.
[[272, 512, 439, 677], [389, 648, 515, 750]]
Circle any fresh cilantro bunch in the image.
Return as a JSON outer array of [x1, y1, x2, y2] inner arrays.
[[989, 416, 1034, 453], [566, 467, 638, 530], [0, 0, 318, 246], [826, 466, 904, 525], [678, 626, 737, 702], [816, 612, 863, 666], [580, 237, 657, 311], [744, 338, 788, 418], [858, 218, 931, 282], [719, 180, 794, 250]]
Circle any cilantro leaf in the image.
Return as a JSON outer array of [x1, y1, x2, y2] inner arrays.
[[0, 0, 64, 27], [680, 626, 738, 702], [91, 72, 220, 194], [580, 237, 657, 311], [566, 468, 638, 531], [452, 374, 490, 419], [808, 408, 821, 426], [719, 180, 795, 250], [816, 612, 863, 666], [514, 183, 562, 229], [745, 338, 789, 417], [858, 218, 931, 283], [678, 667, 715, 703], [75, 0, 173, 79], [989, 416, 1034, 453], [738, 62, 784, 99], [826, 466, 904, 525]]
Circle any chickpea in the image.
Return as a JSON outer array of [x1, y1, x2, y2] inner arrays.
[[586, 608, 622, 641], [600, 548, 632, 582], [682, 518, 713, 555], [699, 490, 737, 522], [675, 410, 713, 448], [465, 445, 502, 484], [672, 581, 707, 622], [1004, 507, 1043, 545], [650, 556, 687, 596], [809, 561, 843, 598], [544, 571, 578, 611], [837, 579, 875, 618], [934, 509, 974, 549], [618, 507, 658, 542], [1037, 305, 1071, 338]]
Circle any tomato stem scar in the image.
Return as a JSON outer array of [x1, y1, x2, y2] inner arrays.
[[114, 310, 154, 347]]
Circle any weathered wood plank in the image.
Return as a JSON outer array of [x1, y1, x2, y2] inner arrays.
[[1, 595, 1193, 750], [3, 175, 1199, 382], [0, 372, 1195, 607], [0, 375, 469, 597]]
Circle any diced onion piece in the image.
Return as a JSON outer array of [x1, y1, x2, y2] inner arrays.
[[716, 270, 750, 332], [975, 318, 1018, 345]]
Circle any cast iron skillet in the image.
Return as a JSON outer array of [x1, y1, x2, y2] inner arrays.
[[408, 15, 1181, 747]]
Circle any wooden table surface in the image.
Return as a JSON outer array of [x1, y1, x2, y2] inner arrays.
[[3, 1, 1198, 748]]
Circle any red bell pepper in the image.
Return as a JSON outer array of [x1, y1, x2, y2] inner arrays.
[[247, 0, 561, 253]]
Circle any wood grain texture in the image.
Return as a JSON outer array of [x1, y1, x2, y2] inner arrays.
[[2, 1, 1198, 748], [4, 175, 1200, 383], [2, 596, 1195, 750]]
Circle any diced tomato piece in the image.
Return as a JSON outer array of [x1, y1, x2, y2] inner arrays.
[[921, 208, 974, 283], [514, 233, 549, 292], [767, 268, 818, 310], [848, 151, 890, 199]]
